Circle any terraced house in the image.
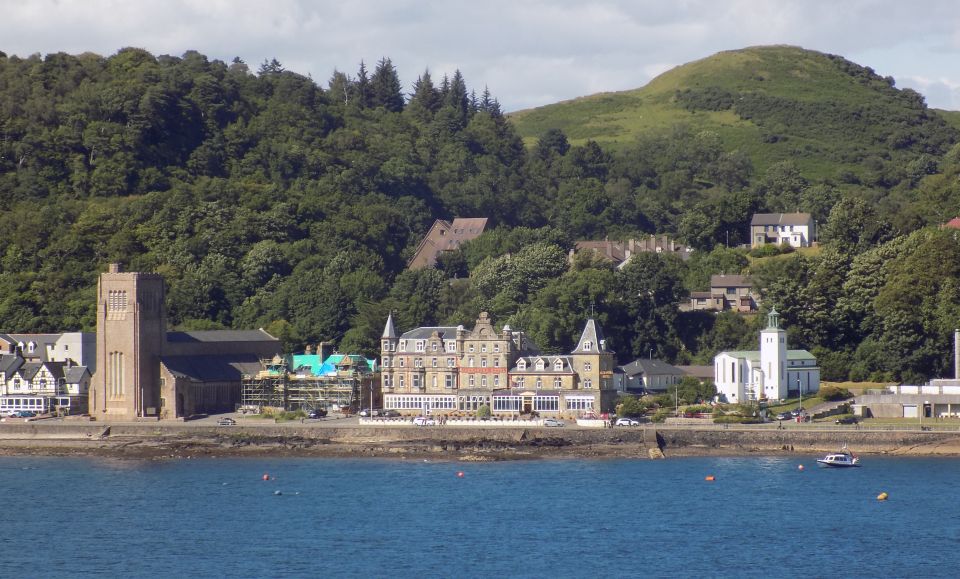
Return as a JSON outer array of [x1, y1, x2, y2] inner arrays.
[[380, 312, 617, 416]]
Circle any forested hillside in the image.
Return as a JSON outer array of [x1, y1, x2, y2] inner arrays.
[[1, 46, 960, 383]]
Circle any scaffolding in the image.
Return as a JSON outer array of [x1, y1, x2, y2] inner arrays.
[[239, 356, 373, 413]]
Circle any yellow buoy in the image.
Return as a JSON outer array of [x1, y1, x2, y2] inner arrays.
[[877, 492, 888, 501]]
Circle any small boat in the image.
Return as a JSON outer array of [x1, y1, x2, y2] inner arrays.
[[817, 446, 860, 468]]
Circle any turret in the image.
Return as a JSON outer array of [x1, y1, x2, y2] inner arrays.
[[381, 313, 397, 353]]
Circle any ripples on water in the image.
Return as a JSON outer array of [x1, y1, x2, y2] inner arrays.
[[2, 455, 958, 578]]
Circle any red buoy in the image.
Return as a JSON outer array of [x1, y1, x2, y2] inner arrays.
[[456, 471, 465, 478], [705, 475, 715, 482], [262, 473, 270, 481]]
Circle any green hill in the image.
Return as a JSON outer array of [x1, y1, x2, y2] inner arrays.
[[509, 45, 957, 180]]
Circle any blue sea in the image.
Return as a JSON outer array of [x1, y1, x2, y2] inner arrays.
[[3, 454, 958, 578]]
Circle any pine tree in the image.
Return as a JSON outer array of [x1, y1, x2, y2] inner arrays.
[[446, 70, 469, 126], [354, 60, 371, 109], [370, 57, 404, 112], [407, 69, 440, 123]]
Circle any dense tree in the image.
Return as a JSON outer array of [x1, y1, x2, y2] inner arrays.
[[2, 46, 960, 382]]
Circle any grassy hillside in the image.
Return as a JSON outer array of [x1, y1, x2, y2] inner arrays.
[[940, 109, 960, 132], [509, 45, 957, 180]]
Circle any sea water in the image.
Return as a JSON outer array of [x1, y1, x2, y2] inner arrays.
[[2, 455, 957, 578]]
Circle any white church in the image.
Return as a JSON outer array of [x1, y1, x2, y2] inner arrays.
[[714, 308, 820, 403]]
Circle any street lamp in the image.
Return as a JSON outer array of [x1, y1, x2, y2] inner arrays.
[[797, 377, 802, 421]]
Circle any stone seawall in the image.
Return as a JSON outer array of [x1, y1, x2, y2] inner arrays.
[[657, 427, 960, 455], [0, 422, 958, 457]]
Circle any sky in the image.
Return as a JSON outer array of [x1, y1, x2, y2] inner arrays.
[[1, 0, 959, 112]]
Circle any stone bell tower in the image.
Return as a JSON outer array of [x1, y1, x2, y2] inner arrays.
[[91, 263, 167, 420]]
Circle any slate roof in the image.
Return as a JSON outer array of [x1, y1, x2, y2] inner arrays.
[[676, 365, 714, 380], [511, 355, 574, 373], [710, 274, 752, 288], [750, 212, 813, 226], [398, 326, 460, 341], [573, 319, 611, 354], [64, 366, 90, 383], [619, 359, 685, 378], [689, 291, 719, 299], [0, 354, 23, 376], [17, 362, 42, 381], [160, 354, 263, 382], [166, 329, 276, 343], [382, 313, 397, 339]]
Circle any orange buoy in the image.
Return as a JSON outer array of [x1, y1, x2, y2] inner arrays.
[[705, 475, 715, 481], [456, 471, 465, 478], [262, 473, 270, 481]]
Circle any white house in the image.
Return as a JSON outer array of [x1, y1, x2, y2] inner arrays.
[[714, 309, 820, 403], [750, 213, 815, 248], [0, 355, 91, 415]]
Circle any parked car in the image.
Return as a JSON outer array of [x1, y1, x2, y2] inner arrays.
[[359, 408, 383, 417], [542, 418, 564, 427], [835, 416, 859, 425], [615, 417, 640, 426], [308, 409, 327, 419], [217, 417, 236, 426], [413, 416, 436, 426], [775, 412, 792, 421], [790, 408, 805, 417], [382, 409, 401, 418], [13, 411, 36, 418]]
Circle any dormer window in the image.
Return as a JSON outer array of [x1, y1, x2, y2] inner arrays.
[[28, 342, 36, 353], [583, 341, 592, 351], [446, 341, 456, 353], [517, 359, 527, 370], [535, 359, 545, 371], [554, 360, 564, 371], [415, 341, 425, 352]]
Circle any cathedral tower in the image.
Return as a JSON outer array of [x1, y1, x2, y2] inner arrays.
[[91, 264, 166, 420]]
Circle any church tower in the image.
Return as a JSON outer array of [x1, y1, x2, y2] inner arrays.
[[759, 307, 788, 400], [91, 264, 166, 420]]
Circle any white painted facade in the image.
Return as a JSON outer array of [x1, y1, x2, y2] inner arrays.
[[714, 309, 820, 403]]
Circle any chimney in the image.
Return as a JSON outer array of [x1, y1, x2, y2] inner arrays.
[[305, 344, 313, 355], [318, 342, 334, 361], [108, 263, 123, 273]]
